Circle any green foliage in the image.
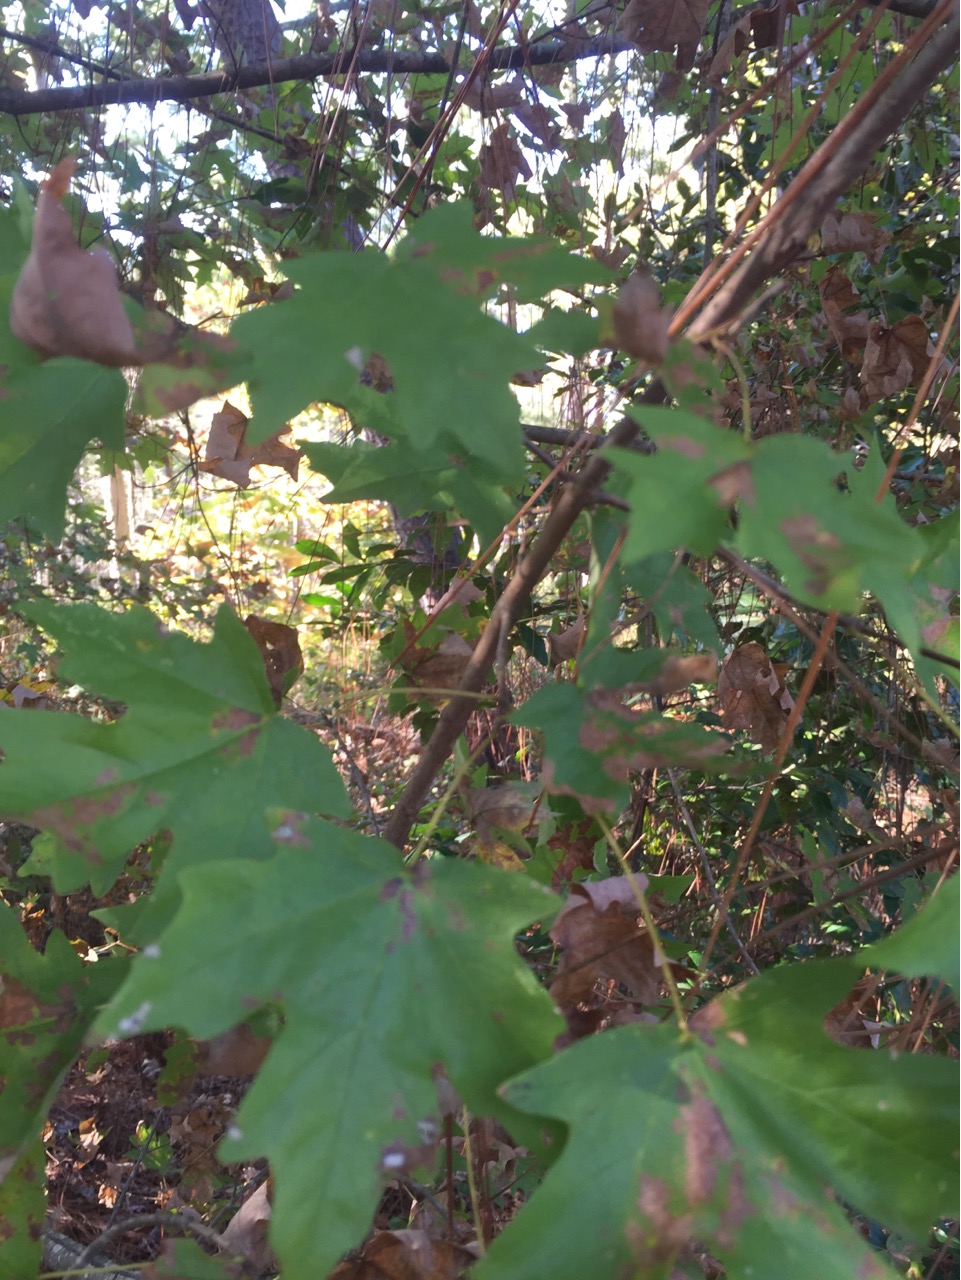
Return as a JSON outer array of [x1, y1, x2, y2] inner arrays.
[[0, 3, 957, 1275], [99, 817, 562, 1277], [486, 940, 956, 1280]]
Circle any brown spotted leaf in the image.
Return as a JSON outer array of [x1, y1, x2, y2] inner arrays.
[[494, 955, 953, 1279], [0, 602, 349, 904]]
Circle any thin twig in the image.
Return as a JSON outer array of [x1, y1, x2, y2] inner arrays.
[[667, 770, 760, 975]]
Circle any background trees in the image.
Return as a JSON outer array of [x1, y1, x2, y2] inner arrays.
[[0, 0, 957, 1276]]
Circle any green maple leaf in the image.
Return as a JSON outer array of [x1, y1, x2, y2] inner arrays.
[[98, 817, 563, 1278], [233, 202, 607, 478], [482, 955, 956, 1280], [0, 604, 350, 914]]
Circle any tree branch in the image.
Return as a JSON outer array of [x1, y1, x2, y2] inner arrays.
[[688, 0, 959, 338], [0, 37, 632, 117]]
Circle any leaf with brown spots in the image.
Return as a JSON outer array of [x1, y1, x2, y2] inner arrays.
[[97, 818, 563, 1278], [0, 603, 349, 922], [492, 953, 954, 1280]]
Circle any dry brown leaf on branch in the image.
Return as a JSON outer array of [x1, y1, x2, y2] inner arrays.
[[717, 642, 794, 753], [612, 270, 673, 365], [10, 157, 138, 365], [860, 315, 935, 402], [633, 653, 719, 698], [619, 0, 711, 71], [477, 123, 532, 199], [549, 874, 664, 1012], [819, 265, 870, 364], [821, 210, 890, 265], [243, 614, 305, 706], [201, 399, 301, 487]]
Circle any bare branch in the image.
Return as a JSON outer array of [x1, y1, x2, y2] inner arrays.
[[0, 37, 632, 117]]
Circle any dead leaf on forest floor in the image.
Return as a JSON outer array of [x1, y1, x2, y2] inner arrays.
[[329, 1228, 477, 1279], [221, 1180, 275, 1273]]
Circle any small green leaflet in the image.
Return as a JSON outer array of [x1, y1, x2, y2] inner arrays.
[[0, 1141, 46, 1280], [0, 604, 350, 917], [481, 954, 956, 1280], [98, 817, 563, 1279], [862, 876, 959, 992]]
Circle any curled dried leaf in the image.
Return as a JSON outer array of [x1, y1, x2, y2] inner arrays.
[[612, 270, 672, 365], [10, 158, 137, 366]]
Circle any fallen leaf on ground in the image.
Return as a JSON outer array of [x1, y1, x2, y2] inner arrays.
[[221, 1180, 276, 1273]]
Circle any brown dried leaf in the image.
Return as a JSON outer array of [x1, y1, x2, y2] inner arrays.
[[612, 270, 672, 365], [619, 0, 710, 70], [477, 123, 533, 199], [550, 874, 662, 1011], [860, 316, 935, 401], [201, 399, 301, 487], [461, 76, 525, 115], [821, 210, 890, 265], [409, 632, 474, 703], [10, 158, 137, 365], [330, 1228, 476, 1280], [512, 100, 562, 148], [221, 1181, 276, 1273], [704, 12, 751, 87], [819, 266, 870, 363], [243, 614, 304, 706], [549, 618, 586, 665], [717, 642, 793, 753], [634, 653, 718, 698]]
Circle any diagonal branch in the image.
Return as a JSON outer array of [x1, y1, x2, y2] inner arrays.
[[0, 37, 632, 117], [687, 0, 959, 339]]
